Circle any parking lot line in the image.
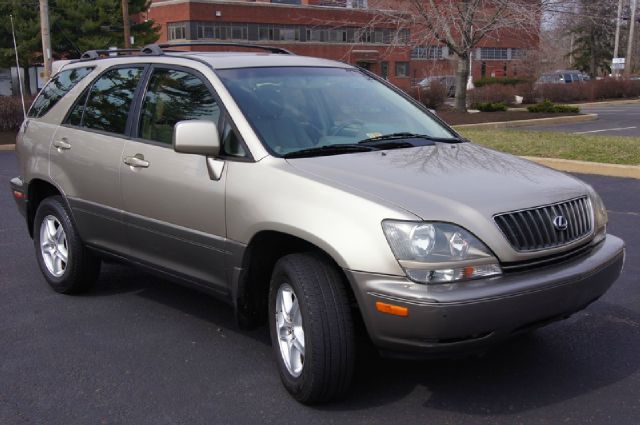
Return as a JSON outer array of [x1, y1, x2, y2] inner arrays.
[[574, 126, 637, 135]]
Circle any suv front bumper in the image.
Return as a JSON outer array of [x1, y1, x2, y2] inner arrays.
[[9, 176, 27, 219], [346, 234, 625, 357]]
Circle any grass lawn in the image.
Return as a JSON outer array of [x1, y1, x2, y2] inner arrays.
[[457, 128, 640, 166]]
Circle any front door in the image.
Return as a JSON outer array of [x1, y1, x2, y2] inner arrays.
[[120, 66, 228, 291]]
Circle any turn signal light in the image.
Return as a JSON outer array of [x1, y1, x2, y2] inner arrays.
[[13, 190, 24, 200], [375, 301, 409, 317]]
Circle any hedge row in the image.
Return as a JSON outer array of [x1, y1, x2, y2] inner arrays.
[[0, 96, 33, 132], [468, 78, 640, 107]]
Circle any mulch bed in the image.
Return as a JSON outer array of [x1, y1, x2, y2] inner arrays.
[[438, 111, 581, 126], [0, 131, 17, 145]]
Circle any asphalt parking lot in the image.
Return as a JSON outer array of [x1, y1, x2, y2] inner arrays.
[[521, 103, 640, 137], [1, 150, 639, 424]]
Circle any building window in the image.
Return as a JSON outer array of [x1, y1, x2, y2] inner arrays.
[[258, 24, 300, 42], [306, 28, 325, 42], [511, 48, 526, 59], [355, 28, 372, 43], [350, 0, 368, 8], [395, 61, 409, 77], [411, 46, 443, 59], [188, 21, 408, 46], [380, 61, 388, 79], [480, 47, 508, 60], [198, 23, 248, 41], [168, 22, 187, 40]]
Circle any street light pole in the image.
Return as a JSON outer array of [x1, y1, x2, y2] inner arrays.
[[39, 0, 52, 80], [626, 0, 637, 77], [122, 0, 131, 48]]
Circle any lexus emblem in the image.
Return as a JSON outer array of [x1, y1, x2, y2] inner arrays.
[[553, 215, 569, 231]]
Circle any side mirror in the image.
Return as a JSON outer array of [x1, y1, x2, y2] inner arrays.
[[173, 120, 220, 156]]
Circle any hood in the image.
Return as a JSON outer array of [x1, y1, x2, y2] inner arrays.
[[286, 143, 590, 261]]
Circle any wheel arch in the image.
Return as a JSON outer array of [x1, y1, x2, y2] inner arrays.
[[26, 178, 68, 238], [233, 230, 358, 329]]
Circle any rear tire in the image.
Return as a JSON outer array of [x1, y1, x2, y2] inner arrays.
[[268, 252, 355, 404], [33, 196, 101, 294]]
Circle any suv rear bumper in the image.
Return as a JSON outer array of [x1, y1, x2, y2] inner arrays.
[[346, 234, 625, 358]]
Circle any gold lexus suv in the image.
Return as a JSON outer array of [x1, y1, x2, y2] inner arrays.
[[10, 43, 625, 403]]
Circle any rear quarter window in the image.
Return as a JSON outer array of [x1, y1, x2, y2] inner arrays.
[[28, 67, 93, 118]]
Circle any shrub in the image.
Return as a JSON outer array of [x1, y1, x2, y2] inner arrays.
[[534, 79, 640, 103], [514, 81, 537, 104], [0, 96, 31, 132], [468, 85, 518, 106], [474, 102, 508, 112], [535, 83, 590, 103], [527, 99, 580, 113], [474, 77, 531, 88], [408, 81, 447, 109]]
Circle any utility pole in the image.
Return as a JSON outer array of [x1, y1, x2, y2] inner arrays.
[[626, 0, 637, 77], [122, 0, 131, 48], [39, 0, 52, 80], [613, 0, 624, 77], [614, 0, 623, 59]]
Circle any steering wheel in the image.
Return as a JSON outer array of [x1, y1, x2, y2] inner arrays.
[[299, 121, 323, 144], [330, 119, 364, 137]]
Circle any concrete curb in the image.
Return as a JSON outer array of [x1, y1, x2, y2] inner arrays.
[[522, 156, 640, 179], [0, 144, 15, 151], [453, 113, 598, 130]]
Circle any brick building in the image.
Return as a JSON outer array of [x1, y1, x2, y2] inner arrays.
[[146, 0, 538, 91]]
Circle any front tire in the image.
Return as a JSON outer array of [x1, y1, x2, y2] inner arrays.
[[268, 253, 355, 403], [33, 196, 101, 294]]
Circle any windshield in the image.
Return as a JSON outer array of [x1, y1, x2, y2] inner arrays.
[[216, 67, 457, 157]]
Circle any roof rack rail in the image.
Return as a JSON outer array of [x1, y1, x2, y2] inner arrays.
[[150, 42, 294, 55], [80, 48, 142, 61], [78, 41, 293, 62]]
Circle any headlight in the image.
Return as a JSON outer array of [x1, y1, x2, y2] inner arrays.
[[382, 221, 502, 284], [591, 192, 608, 244]]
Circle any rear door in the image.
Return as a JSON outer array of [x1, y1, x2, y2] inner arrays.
[[50, 65, 145, 253], [120, 65, 229, 291]]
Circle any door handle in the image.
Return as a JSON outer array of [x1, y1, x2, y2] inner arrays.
[[53, 139, 71, 151], [123, 155, 150, 168]]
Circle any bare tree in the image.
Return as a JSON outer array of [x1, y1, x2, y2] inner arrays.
[[367, 0, 547, 111]]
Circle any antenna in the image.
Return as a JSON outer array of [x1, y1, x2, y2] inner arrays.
[[10, 14, 27, 120]]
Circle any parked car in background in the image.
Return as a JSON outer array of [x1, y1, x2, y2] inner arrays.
[[536, 70, 589, 84], [418, 75, 456, 97]]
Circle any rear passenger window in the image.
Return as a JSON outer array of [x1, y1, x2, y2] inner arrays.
[[28, 67, 93, 118], [139, 68, 220, 145], [82, 67, 143, 135]]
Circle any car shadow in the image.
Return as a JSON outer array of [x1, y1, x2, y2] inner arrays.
[[89, 261, 271, 346], [88, 262, 638, 415], [323, 301, 640, 413]]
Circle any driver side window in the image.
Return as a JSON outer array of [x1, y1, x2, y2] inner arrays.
[[139, 68, 220, 145]]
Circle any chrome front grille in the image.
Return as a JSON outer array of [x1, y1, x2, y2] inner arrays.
[[494, 197, 593, 252]]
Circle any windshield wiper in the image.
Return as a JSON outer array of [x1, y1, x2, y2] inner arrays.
[[357, 132, 463, 145], [283, 144, 379, 159]]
